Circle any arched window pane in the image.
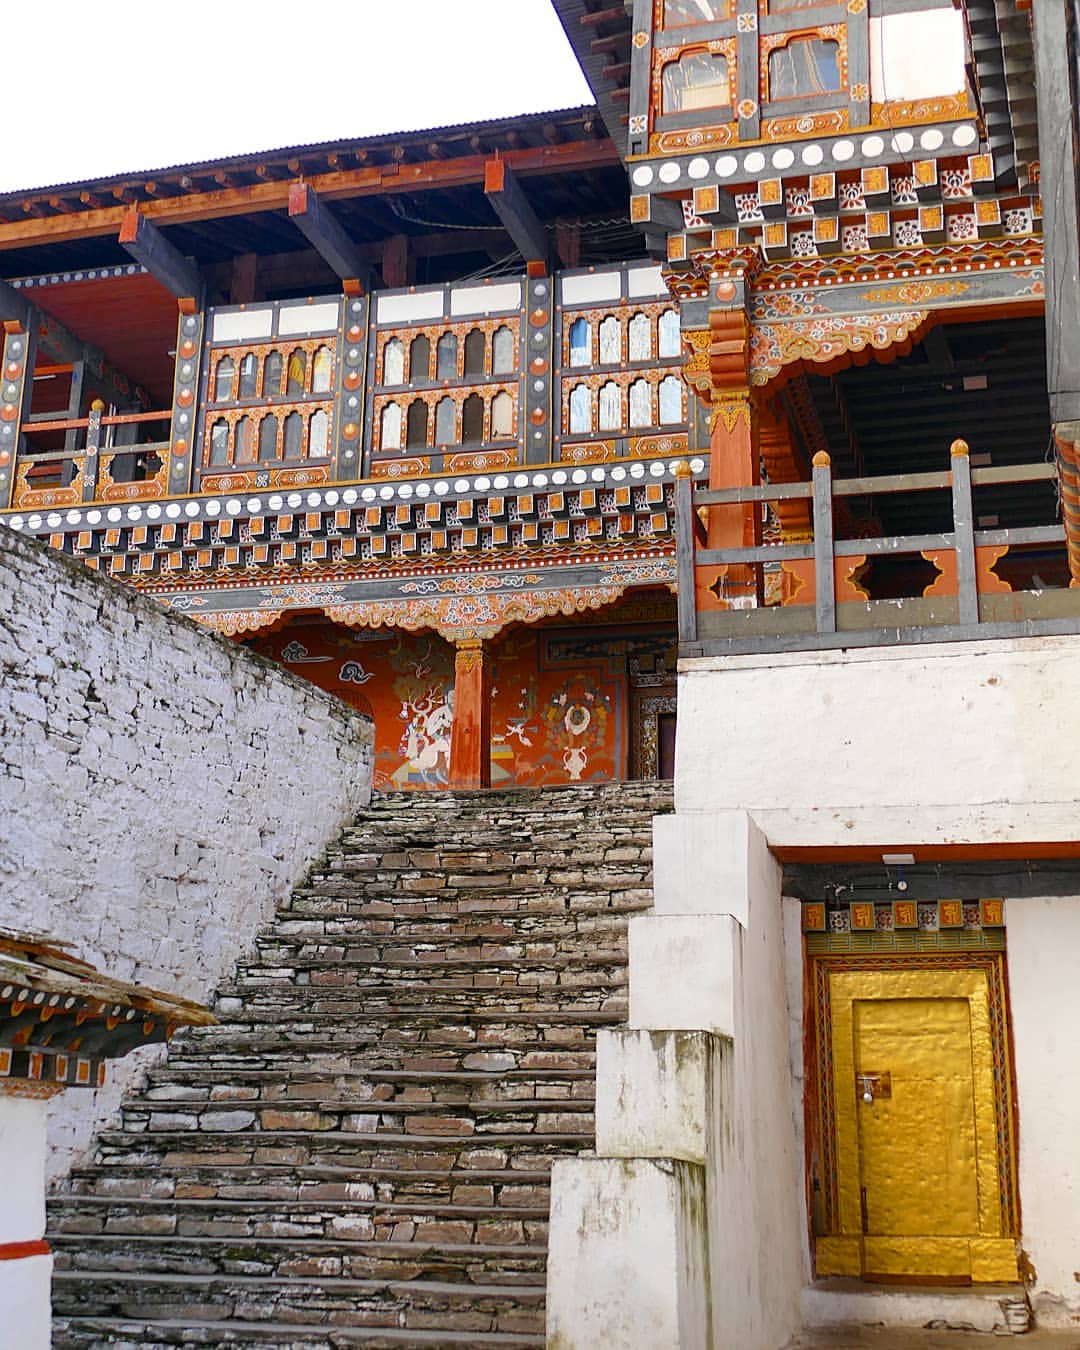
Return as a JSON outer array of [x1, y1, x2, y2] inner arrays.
[[238, 353, 258, 399], [235, 415, 255, 463], [286, 349, 307, 397], [209, 418, 229, 464], [262, 351, 283, 398], [464, 329, 486, 378], [598, 316, 621, 365], [283, 410, 304, 459], [309, 408, 329, 457], [406, 399, 429, 449], [662, 52, 729, 114], [381, 402, 402, 450], [628, 313, 652, 362], [568, 318, 591, 367], [629, 379, 652, 428], [658, 310, 681, 358], [435, 396, 456, 445], [492, 326, 514, 374], [659, 375, 683, 425], [462, 393, 484, 442], [213, 357, 235, 403], [383, 338, 405, 385], [663, 0, 726, 25], [769, 38, 841, 99], [491, 391, 513, 438], [312, 345, 333, 394], [258, 414, 278, 461], [598, 381, 622, 432], [569, 384, 593, 434], [436, 333, 458, 380], [410, 335, 431, 382]]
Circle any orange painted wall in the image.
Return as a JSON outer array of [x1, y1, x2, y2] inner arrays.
[[249, 613, 671, 790]]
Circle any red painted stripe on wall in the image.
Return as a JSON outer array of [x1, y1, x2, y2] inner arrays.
[[0, 1239, 50, 1261]]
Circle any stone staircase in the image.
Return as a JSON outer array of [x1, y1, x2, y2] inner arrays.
[[50, 781, 672, 1348]]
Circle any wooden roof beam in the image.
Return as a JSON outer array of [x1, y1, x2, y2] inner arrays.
[[288, 182, 370, 288], [118, 206, 204, 302], [484, 158, 548, 266]]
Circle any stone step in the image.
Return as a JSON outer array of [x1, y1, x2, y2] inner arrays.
[[54, 1314, 544, 1348], [141, 1066, 595, 1094], [53, 1270, 545, 1335], [53, 1234, 548, 1284], [50, 1195, 549, 1244], [63, 1165, 554, 1206], [131, 1081, 592, 1112]]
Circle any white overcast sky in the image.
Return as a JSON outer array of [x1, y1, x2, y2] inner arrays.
[[2, 0, 594, 194]]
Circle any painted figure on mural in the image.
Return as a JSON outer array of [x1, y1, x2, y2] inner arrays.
[[544, 678, 611, 783], [392, 686, 454, 788]]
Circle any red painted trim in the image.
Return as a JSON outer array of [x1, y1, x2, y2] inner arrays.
[[773, 840, 1080, 864], [0, 1239, 49, 1261]]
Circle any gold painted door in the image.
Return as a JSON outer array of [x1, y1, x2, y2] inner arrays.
[[816, 968, 1018, 1284]]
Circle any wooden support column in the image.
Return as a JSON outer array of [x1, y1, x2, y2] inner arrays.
[[0, 317, 36, 509], [381, 235, 411, 289], [484, 158, 549, 267], [707, 305, 762, 606], [287, 182, 369, 289], [118, 206, 204, 303], [449, 638, 492, 789]]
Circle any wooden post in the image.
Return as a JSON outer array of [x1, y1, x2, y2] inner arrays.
[[811, 451, 836, 634], [81, 399, 105, 503], [950, 438, 979, 626], [449, 638, 492, 789], [0, 318, 37, 510], [673, 460, 698, 644]]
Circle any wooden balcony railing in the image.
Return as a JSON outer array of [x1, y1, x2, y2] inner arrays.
[[13, 409, 171, 509], [675, 441, 1080, 654]]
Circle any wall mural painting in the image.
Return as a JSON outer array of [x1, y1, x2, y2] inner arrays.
[[251, 617, 670, 789]]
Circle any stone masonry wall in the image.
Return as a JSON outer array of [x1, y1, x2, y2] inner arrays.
[[0, 527, 374, 1177]]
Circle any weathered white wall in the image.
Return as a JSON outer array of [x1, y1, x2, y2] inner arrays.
[[0, 1093, 52, 1349], [0, 527, 374, 1176], [677, 638, 1080, 849], [1006, 896, 1080, 1331]]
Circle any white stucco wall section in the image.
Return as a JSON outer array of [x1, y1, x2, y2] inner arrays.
[[0, 1094, 52, 1349], [0, 527, 374, 1178], [676, 637, 1080, 849], [547, 811, 804, 1350], [1005, 896, 1080, 1330]]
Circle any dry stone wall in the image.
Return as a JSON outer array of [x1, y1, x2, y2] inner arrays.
[[0, 526, 373, 1176]]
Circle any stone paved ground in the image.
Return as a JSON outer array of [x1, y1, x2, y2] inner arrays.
[[789, 1329, 1080, 1348]]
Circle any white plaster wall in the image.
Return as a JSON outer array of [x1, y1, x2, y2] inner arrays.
[[1005, 896, 1080, 1330], [869, 8, 966, 104], [0, 1256, 51, 1350], [0, 1095, 48, 1242], [0, 527, 374, 1177], [676, 638, 1080, 849]]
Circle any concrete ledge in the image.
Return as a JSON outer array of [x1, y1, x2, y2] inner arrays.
[[595, 1029, 730, 1164], [801, 1281, 1025, 1335], [546, 1155, 709, 1350], [629, 913, 738, 1034]]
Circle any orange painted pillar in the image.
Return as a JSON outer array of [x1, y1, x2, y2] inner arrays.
[[449, 637, 491, 788]]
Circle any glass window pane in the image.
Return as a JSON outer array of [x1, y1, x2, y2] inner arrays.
[[383, 338, 405, 385], [769, 38, 842, 99], [410, 335, 431, 382], [381, 402, 402, 450], [658, 310, 681, 358], [462, 393, 484, 442], [436, 333, 458, 380], [258, 414, 278, 461], [568, 318, 591, 368], [629, 379, 652, 428], [492, 326, 515, 374], [213, 357, 235, 403], [598, 382, 622, 431], [569, 384, 593, 434], [406, 399, 429, 449], [312, 346, 333, 394], [209, 419, 229, 464], [286, 349, 307, 397], [599, 316, 621, 365], [659, 376, 683, 425], [663, 52, 729, 114], [628, 312, 652, 362], [435, 396, 456, 445], [464, 329, 486, 377], [263, 351, 283, 398], [235, 415, 255, 463], [491, 391, 513, 438], [238, 353, 258, 399], [283, 410, 304, 459], [309, 408, 329, 457]]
